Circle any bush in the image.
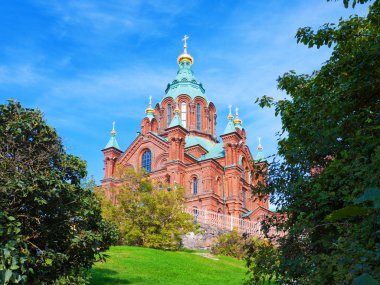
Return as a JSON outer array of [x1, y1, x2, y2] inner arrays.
[[211, 230, 246, 259]]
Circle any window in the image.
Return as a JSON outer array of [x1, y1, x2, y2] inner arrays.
[[242, 189, 246, 208], [196, 103, 201, 130], [141, 150, 152, 172], [181, 102, 187, 128], [167, 104, 172, 127], [193, 177, 198, 195], [207, 111, 210, 130], [193, 208, 198, 222]]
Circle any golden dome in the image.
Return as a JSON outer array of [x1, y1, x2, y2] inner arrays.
[[177, 52, 193, 64], [145, 107, 154, 114], [145, 96, 155, 114], [177, 35, 193, 64], [233, 107, 242, 125]]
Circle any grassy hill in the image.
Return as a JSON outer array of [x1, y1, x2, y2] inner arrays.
[[90, 246, 248, 285]]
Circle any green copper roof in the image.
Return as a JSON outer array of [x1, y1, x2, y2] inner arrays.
[[168, 112, 183, 128], [105, 134, 121, 151], [185, 135, 225, 161], [163, 60, 207, 101], [241, 210, 253, 218], [223, 119, 236, 134], [185, 135, 214, 150], [202, 143, 224, 160], [255, 149, 265, 162]]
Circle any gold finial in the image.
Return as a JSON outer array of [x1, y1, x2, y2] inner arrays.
[[145, 96, 155, 114], [227, 105, 233, 120], [233, 107, 242, 125], [111, 121, 116, 136], [258, 137, 263, 151], [174, 98, 180, 113], [177, 35, 194, 64]]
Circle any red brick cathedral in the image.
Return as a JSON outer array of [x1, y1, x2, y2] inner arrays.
[[101, 37, 274, 221]]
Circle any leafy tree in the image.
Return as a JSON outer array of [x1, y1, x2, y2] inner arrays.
[[96, 169, 195, 250], [250, 0, 380, 284], [0, 100, 118, 284]]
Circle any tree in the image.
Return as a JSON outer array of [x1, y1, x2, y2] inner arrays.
[[0, 100, 118, 284], [96, 169, 195, 250], [250, 0, 380, 284]]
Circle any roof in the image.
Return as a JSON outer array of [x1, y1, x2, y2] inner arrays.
[[105, 135, 121, 151], [185, 135, 225, 161], [255, 149, 265, 162], [223, 120, 236, 134], [163, 60, 207, 102], [168, 112, 183, 128]]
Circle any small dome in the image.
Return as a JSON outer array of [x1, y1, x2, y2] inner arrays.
[[177, 52, 193, 64]]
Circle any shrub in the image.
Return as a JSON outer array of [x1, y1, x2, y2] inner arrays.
[[211, 230, 246, 259]]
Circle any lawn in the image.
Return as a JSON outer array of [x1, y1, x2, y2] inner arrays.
[[90, 246, 248, 285]]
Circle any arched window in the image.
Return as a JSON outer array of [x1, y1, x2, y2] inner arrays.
[[193, 177, 198, 195], [181, 102, 187, 128], [207, 111, 211, 130], [167, 104, 172, 127], [196, 103, 201, 130], [193, 208, 198, 222], [141, 150, 152, 172]]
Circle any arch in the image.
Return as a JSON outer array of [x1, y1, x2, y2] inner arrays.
[[208, 102, 216, 136], [153, 153, 168, 170], [151, 118, 158, 132], [161, 97, 175, 128], [196, 103, 201, 130], [216, 176, 222, 197], [193, 207, 199, 222], [141, 149, 152, 172], [181, 102, 187, 128], [192, 176, 198, 195], [167, 104, 172, 127]]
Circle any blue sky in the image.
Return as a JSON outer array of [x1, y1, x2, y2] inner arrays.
[[0, 0, 369, 184]]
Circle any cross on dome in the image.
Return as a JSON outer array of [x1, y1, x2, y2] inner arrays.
[[228, 104, 233, 120], [111, 121, 116, 135], [182, 35, 189, 48], [258, 137, 263, 150], [177, 35, 193, 64]]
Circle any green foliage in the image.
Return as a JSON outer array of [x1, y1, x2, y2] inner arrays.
[[96, 169, 194, 250], [249, 1, 380, 284], [211, 230, 246, 259], [244, 238, 279, 285], [0, 100, 118, 284]]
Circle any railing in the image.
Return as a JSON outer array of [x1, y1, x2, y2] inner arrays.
[[183, 207, 280, 238]]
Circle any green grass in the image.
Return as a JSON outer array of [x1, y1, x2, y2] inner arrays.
[[90, 246, 248, 285]]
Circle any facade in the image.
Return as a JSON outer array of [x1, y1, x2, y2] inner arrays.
[[101, 38, 273, 221]]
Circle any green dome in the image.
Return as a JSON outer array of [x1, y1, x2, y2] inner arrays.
[[163, 60, 207, 102]]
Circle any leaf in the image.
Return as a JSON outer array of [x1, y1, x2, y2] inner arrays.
[[4, 269, 12, 283], [352, 273, 379, 285], [324, 206, 370, 222]]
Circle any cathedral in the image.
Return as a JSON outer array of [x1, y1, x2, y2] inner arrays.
[[101, 37, 274, 221]]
